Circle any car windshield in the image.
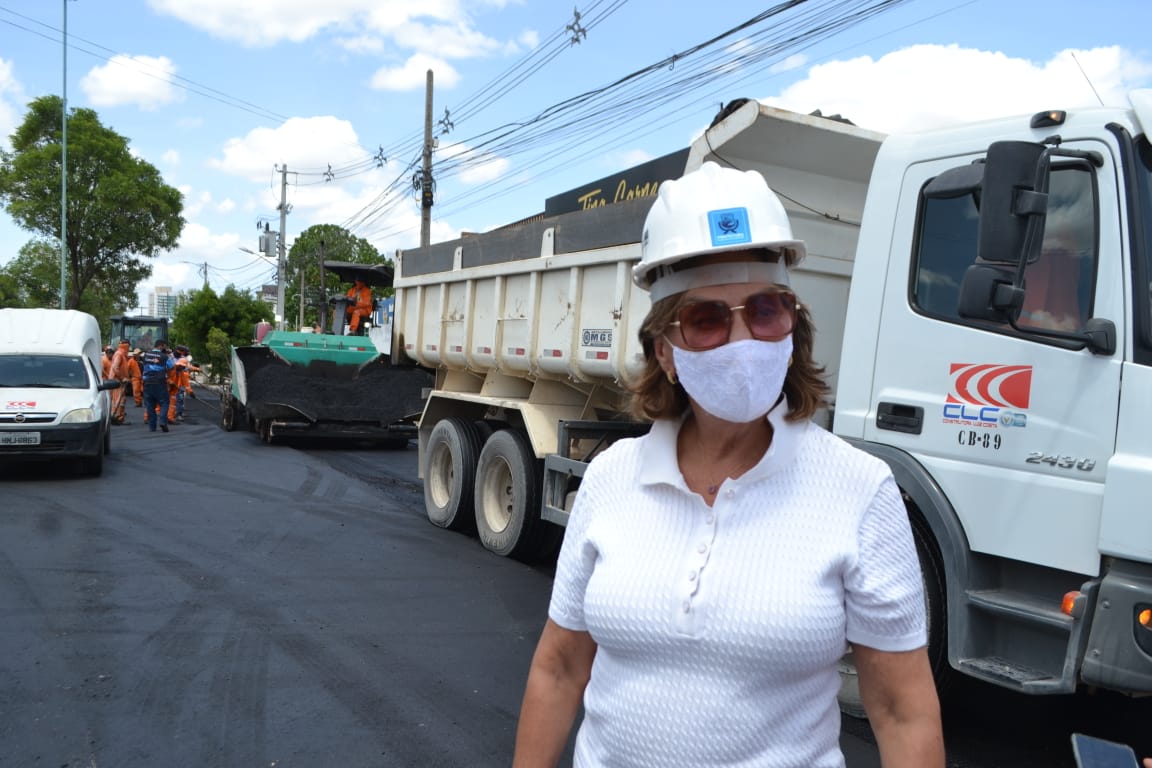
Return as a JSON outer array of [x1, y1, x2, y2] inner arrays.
[[0, 355, 91, 389]]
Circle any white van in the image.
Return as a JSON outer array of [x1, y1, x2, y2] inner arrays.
[[0, 308, 120, 476]]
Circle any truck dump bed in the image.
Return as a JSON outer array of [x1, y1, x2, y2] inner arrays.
[[394, 196, 655, 401], [392, 104, 885, 437]]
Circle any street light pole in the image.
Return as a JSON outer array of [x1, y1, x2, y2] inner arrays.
[[59, 0, 69, 309]]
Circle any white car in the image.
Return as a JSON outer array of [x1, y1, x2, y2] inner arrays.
[[0, 309, 121, 476]]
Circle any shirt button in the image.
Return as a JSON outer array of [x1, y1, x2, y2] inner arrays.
[[705, 515, 714, 525], [682, 600, 691, 613], [688, 571, 697, 581], [726, 489, 735, 498], [697, 543, 707, 554]]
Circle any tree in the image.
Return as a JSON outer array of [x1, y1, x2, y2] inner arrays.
[[0, 95, 184, 310], [284, 224, 388, 331], [0, 239, 147, 326], [170, 284, 269, 381], [0, 273, 22, 308]]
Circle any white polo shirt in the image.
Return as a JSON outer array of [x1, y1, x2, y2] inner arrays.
[[548, 403, 926, 767]]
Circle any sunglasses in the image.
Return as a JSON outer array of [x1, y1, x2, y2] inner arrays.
[[668, 289, 798, 351]]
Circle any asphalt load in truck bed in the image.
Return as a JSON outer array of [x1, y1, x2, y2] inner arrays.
[[243, 357, 432, 423]]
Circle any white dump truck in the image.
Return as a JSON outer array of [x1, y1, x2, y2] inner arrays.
[[391, 91, 1152, 708]]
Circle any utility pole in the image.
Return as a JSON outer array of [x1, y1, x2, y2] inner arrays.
[[298, 257, 305, 330], [59, 0, 69, 309], [318, 240, 327, 333], [420, 69, 434, 248], [276, 165, 288, 330]]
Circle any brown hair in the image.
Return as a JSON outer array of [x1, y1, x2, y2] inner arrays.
[[629, 293, 830, 422]]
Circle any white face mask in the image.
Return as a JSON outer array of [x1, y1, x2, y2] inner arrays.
[[671, 336, 792, 423]]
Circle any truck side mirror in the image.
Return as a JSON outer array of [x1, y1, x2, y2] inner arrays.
[[957, 264, 1025, 323], [977, 141, 1049, 266]]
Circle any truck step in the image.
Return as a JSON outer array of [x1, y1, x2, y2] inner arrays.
[[957, 656, 1056, 685], [966, 588, 1073, 631]]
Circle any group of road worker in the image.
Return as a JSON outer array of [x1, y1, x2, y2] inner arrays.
[[101, 339, 200, 428]]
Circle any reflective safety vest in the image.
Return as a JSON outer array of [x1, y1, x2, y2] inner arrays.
[[141, 349, 169, 382]]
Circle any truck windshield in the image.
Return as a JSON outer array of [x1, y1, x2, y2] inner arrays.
[[0, 355, 91, 389], [112, 319, 166, 351]]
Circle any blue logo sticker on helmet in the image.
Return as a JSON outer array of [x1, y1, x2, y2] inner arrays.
[[707, 207, 752, 247]]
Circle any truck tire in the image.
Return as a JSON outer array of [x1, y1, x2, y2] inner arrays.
[[424, 417, 482, 533], [474, 428, 559, 561], [838, 513, 947, 718], [222, 397, 237, 431]]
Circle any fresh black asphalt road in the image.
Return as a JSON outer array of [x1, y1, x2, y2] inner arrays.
[[1, 387, 1148, 767]]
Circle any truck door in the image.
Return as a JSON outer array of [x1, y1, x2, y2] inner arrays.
[[864, 140, 1125, 577]]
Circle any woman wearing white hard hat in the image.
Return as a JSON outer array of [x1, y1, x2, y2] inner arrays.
[[514, 162, 944, 767]]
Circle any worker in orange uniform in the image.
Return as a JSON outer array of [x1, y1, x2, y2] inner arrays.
[[109, 340, 131, 424], [173, 345, 201, 422], [345, 278, 373, 335], [166, 350, 182, 424], [102, 346, 115, 380], [128, 349, 144, 406]]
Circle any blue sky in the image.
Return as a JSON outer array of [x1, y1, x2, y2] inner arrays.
[[1, 0, 1150, 314]]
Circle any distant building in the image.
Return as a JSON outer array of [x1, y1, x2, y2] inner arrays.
[[148, 286, 185, 319]]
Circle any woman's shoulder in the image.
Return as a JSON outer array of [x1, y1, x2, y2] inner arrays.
[[798, 421, 893, 482]]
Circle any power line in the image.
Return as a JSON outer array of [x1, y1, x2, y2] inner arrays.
[[347, 0, 922, 240], [0, 5, 292, 124]]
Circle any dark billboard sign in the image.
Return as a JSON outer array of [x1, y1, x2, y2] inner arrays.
[[544, 147, 690, 217]]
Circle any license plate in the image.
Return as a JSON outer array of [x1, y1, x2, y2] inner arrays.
[[0, 432, 40, 445]]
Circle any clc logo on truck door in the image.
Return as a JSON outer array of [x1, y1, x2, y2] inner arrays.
[[942, 363, 1032, 426]]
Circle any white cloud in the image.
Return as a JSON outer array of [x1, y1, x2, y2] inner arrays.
[[391, 21, 501, 59], [769, 54, 806, 75], [147, 0, 480, 48], [209, 116, 368, 182], [80, 55, 181, 110], [763, 44, 1152, 134], [0, 58, 25, 150], [146, 0, 358, 46], [371, 53, 460, 91], [616, 149, 654, 168], [514, 29, 539, 52], [437, 140, 508, 184], [162, 149, 181, 167], [336, 35, 385, 54]]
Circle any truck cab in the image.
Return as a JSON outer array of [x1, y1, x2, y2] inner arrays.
[[838, 98, 1152, 697]]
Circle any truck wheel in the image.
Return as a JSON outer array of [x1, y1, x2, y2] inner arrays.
[[257, 419, 273, 444], [838, 514, 947, 718], [474, 428, 558, 561], [222, 398, 236, 431], [424, 418, 482, 533]]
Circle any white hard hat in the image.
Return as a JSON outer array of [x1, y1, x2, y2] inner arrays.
[[634, 162, 805, 301]]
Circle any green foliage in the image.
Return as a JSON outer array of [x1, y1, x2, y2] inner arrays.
[[0, 239, 146, 328], [0, 273, 23, 308], [0, 95, 184, 309], [284, 224, 391, 331], [203, 327, 234, 384], [171, 284, 268, 377]]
